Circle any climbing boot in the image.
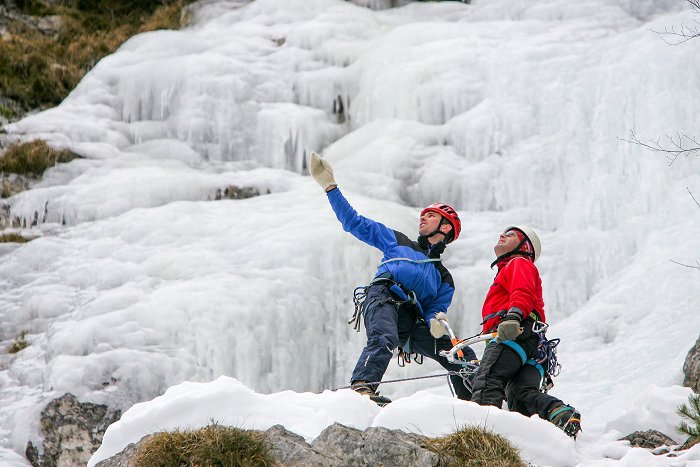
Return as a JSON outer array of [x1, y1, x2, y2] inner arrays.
[[548, 404, 581, 439], [351, 381, 392, 407]]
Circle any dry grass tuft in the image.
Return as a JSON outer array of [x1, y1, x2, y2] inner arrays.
[[0, 0, 194, 114], [427, 426, 526, 467], [134, 423, 274, 467], [0, 140, 78, 177], [0, 233, 33, 243], [7, 331, 29, 354]]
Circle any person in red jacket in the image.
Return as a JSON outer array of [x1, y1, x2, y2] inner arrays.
[[470, 226, 581, 438]]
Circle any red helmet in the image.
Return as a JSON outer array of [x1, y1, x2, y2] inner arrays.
[[420, 203, 461, 242]]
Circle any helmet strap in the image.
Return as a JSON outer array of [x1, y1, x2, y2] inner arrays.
[[490, 238, 535, 268], [419, 218, 453, 245]]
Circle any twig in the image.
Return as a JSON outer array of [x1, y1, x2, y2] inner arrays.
[[619, 130, 700, 166], [651, 23, 700, 46], [650, 0, 700, 45], [688, 186, 700, 209], [669, 188, 700, 270], [670, 259, 700, 270]]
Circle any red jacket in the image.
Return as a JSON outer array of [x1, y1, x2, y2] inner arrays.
[[481, 256, 546, 333]]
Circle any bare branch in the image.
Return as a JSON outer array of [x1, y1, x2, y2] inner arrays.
[[651, 0, 700, 45], [669, 188, 700, 270], [688, 186, 700, 209], [670, 259, 700, 270], [619, 130, 700, 166]]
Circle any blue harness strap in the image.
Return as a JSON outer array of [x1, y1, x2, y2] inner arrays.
[[526, 359, 545, 378], [499, 340, 545, 378], [501, 339, 527, 364]]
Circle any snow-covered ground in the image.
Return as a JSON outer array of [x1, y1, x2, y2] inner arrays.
[[1, 0, 699, 465]]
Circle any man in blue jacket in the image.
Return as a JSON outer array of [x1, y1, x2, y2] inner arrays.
[[309, 152, 476, 402]]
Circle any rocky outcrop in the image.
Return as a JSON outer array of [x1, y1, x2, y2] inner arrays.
[[213, 185, 262, 200], [310, 423, 438, 466], [26, 393, 121, 467], [683, 335, 700, 393], [96, 423, 440, 467], [1, 173, 32, 199], [619, 430, 676, 450]]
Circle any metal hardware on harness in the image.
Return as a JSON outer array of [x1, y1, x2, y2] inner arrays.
[[530, 319, 562, 391], [456, 361, 480, 395], [348, 275, 418, 332], [348, 285, 369, 332], [532, 320, 549, 334], [397, 349, 423, 367]]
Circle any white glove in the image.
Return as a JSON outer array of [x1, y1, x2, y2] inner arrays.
[[430, 312, 448, 338], [309, 152, 337, 191]]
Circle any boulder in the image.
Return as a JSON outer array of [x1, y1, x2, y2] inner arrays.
[[619, 430, 676, 450], [683, 335, 700, 393], [26, 393, 121, 467]]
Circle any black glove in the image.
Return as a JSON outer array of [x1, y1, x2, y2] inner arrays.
[[496, 307, 523, 342]]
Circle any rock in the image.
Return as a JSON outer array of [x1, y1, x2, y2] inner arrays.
[[94, 436, 152, 467], [25, 393, 121, 467], [265, 425, 343, 466], [1, 173, 32, 199], [96, 422, 441, 467], [619, 430, 676, 449], [213, 185, 261, 200], [683, 335, 700, 393], [310, 423, 438, 466]]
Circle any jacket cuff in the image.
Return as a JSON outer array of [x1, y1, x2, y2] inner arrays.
[[505, 307, 523, 321]]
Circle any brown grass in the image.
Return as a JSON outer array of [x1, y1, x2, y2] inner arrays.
[[134, 423, 274, 467], [0, 0, 194, 114], [0, 140, 78, 177], [0, 233, 33, 243], [7, 331, 29, 354], [427, 426, 526, 467]]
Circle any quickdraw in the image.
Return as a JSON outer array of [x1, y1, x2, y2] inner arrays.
[[396, 348, 423, 367], [349, 285, 369, 332], [531, 321, 562, 392], [348, 274, 418, 332]]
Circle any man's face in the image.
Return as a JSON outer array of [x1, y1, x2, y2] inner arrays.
[[494, 230, 520, 257], [419, 211, 443, 237]]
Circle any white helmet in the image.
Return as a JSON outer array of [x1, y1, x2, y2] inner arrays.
[[504, 225, 541, 262]]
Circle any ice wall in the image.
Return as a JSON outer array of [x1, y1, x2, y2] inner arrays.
[[1, 0, 699, 458]]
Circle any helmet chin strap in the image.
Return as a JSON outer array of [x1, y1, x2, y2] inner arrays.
[[490, 238, 535, 268], [418, 218, 453, 247]]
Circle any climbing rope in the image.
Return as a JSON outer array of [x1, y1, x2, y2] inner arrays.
[[329, 370, 464, 392]]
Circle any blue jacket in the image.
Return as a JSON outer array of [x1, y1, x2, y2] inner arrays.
[[327, 188, 455, 324]]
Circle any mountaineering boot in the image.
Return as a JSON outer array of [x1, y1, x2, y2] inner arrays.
[[548, 404, 582, 439], [351, 381, 392, 407]]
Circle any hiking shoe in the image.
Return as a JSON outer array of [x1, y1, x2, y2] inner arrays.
[[548, 404, 582, 439], [351, 381, 376, 396], [350, 381, 392, 407]]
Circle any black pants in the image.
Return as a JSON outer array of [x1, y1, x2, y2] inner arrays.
[[470, 320, 561, 419], [351, 284, 476, 400]]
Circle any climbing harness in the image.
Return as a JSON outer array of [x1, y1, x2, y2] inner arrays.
[[348, 256, 443, 331], [348, 271, 422, 331]]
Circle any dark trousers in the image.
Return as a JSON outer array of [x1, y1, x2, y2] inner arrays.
[[470, 321, 562, 419], [351, 284, 476, 400]]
